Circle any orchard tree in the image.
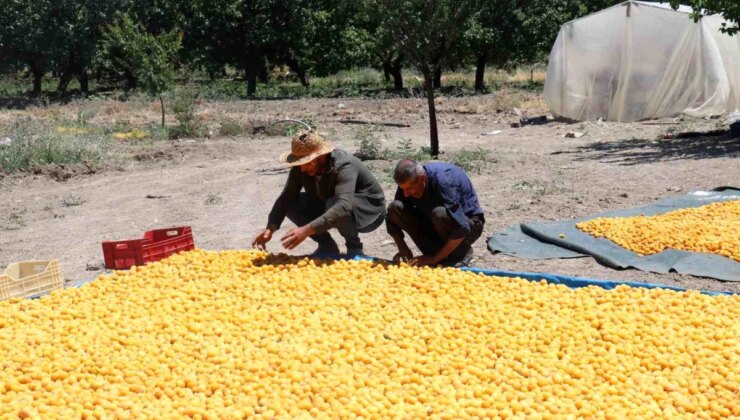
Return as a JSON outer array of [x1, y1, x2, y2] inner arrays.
[[54, 0, 131, 95], [0, 0, 57, 94], [464, 0, 625, 92], [99, 15, 181, 126], [277, 0, 359, 84], [350, 0, 405, 91], [183, 0, 284, 95], [464, 0, 522, 91], [380, 0, 479, 157]]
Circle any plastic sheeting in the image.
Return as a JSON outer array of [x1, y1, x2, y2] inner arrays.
[[544, 1, 740, 122], [488, 188, 740, 281], [460, 267, 732, 296]]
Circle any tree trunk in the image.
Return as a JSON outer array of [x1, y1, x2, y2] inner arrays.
[[475, 54, 487, 91], [297, 71, 309, 87], [244, 63, 258, 96], [423, 71, 439, 157], [382, 62, 391, 83], [78, 71, 89, 95], [258, 65, 269, 84], [124, 71, 138, 91], [57, 71, 73, 96], [433, 68, 442, 90], [288, 59, 309, 87], [159, 96, 166, 127], [391, 59, 403, 91], [31, 67, 44, 96]]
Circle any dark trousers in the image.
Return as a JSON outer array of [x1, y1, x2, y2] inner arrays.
[[387, 200, 484, 265], [287, 193, 382, 250]]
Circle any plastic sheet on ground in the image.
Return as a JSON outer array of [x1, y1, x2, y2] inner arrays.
[[488, 188, 740, 281]]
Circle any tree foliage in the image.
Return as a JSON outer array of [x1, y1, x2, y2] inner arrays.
[[0, 0, 631, 101], [377, 0, 480, 156], [0, 0, 57, 94], [98, 15, 182, 125], [670, 0, 739, 35]]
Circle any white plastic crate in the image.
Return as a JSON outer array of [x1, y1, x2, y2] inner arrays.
[[0, 260, 63, 301]]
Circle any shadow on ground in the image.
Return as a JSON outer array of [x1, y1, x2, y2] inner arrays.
[[552, 134, 740, 165]]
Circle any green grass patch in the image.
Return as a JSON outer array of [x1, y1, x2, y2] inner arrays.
[[0, 118, 112, 173]]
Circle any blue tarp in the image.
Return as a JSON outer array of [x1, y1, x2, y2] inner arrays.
[[351, 256, 732, 296]]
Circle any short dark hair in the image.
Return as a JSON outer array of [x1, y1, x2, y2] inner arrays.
[[393, 159, 425, 184]]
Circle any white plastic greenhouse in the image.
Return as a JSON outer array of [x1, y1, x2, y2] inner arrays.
[[543, 1, 740, 122]]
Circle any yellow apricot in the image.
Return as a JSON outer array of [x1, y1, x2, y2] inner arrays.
[[577, 200, 739, 261], [0, 250, 737, 417]]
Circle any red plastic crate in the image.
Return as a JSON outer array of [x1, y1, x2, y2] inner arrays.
[[102, 226, 195, 270]]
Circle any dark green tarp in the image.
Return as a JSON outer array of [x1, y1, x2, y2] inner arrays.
[[488, 188, 740, 281]]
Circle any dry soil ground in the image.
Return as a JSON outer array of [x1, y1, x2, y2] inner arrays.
[[1, 95, 738, 293]]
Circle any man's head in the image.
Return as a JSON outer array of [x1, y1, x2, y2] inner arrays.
[[279, 130, 334, 171], [393, 159, 426, 199]]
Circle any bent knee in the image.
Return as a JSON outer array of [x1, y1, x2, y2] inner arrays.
[[387, 200, 405, 214], [430, 206, 449, 222]]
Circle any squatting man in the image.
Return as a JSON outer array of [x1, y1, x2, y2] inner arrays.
[[253, 131, 485, 267]]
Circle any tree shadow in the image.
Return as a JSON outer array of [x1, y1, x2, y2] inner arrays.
[[0, 92, 91, 110], [0, 97, 50, 110], [0, 84, 128, 110], [552, 133, 740, 165]]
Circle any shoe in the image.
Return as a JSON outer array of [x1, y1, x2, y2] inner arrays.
[[309, 242, 340, 257], [453, 248, 474, 268], [346, 247, 365, 257]]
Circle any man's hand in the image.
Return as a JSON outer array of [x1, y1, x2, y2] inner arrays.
[[252, 229, 273, 250], [393, 246, 413, 264], [281, 226, 311, 250], [408, 255, 438, 267]]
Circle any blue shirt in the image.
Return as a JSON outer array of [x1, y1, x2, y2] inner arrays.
[[390, 162, 484, 239]]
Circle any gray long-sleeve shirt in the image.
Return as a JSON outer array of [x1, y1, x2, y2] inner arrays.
[[267, 149, 386, 233]]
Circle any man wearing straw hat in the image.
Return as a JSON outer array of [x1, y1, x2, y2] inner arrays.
[[252, 130, 386, 256]]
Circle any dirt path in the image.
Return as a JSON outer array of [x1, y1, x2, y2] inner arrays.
[[2, 96, 738, 293]]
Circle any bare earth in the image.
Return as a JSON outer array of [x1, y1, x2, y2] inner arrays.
[[1, 96, 739, 293]]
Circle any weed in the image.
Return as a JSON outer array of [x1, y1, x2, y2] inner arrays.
[[446, 147, 494, 174], [667, 116, 701, 134], [62, 195, 85, 207], [219, 118, 247, 137], [0, 118, 111, 173], [144, 123, 170, 141], [380, 162, 396, 185], [170, 90, 207, 139], [4, 209, 27, 230], [352, 125, 386, 161], [76, 109, 97, 125], [391, 139, 432, 161], [512, 181, 544, 192], [205, 193, 223, 205]]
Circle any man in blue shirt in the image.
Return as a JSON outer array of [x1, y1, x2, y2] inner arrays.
[[386, 159, 485, 267]]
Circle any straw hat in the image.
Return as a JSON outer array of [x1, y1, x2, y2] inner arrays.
[[279, 130, 335, 166]]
